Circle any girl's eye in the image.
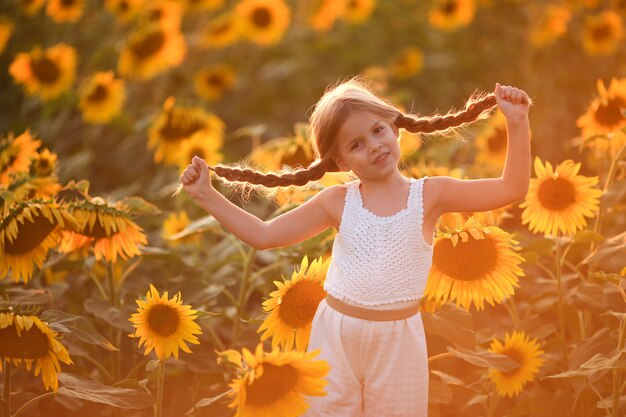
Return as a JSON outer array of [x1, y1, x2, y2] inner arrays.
[[351, 141, 362, 150], [374, 126, 384, 134]]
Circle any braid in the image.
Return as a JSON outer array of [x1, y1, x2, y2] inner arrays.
[[395, 93, 498, 134], [207, 158, 339, 188]]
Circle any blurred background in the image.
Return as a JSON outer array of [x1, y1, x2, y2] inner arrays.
[[1, 0, 625, 416]]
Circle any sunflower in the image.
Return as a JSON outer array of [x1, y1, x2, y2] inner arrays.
[[273, 171, 354, 207], [257, 256, 330, 351], [117, 24, 186, 80], [161, 210, 200, 247], [177, 130, 224, 172], [0, 16, 14, 54], [58, 197, 148, 262], [129, 284, 202, 360], [487, 331, 545, 397], [194, 64, 237, 101], [582, 10, 623, 55], [583, 128, 626, 163], [341, 0, 376, 24], [46, 0, 84, 23], [0, 311, 73, 391], [200, 12, 243, 49], [5, 148, 62, 201], [9, 43, 77, 101], [78, 71, 126, 124], [249, 126, 315, 172], [220, 343, 330, 417], [236, 0, 291, 46], [0, 200, 76, 283], [519, 157, 602, 237], [140, 0, 183, 31], [0, 130, 42, 185], [424, 216, 525, 311], [474, 110, 508, 169], [308, 0, 346, 31], [20, 0, 46, 15], [576, 77, 626, 138], [401, 159, 464, 180], [182, 0, 224, 11], [148, 97, 225, 165], [528, 5, 571, 48], [438, 206, 511, 229], [428, 0, 476, 31], [104, 0, 145, 23], [388, 46, 423, 80], [360, 65, 389, 95]]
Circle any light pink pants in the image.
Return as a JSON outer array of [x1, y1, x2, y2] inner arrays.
[[303, 298, 429, 417]]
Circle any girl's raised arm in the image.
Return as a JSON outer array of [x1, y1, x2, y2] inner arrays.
[[180, 156, 336, 250], [427, 83, 532, 215]]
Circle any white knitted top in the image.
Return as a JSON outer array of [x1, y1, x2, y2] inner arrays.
[[324, 176, 433, 308]]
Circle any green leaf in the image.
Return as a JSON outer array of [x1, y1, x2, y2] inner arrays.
[[57, 373, 154, 409], [119, 196, 161, 216], [573, 230, 605, 244], [589, 271, 622, 285], [186, 391, 232, 416], [544, 348, 626, 379], [446, 347, 520, 372], [421, 303, 476, 350], [83, 298, 134, 333], [146, 359, 160, 373], [41, 310, 118, 351], [167, 215, 221, 241]]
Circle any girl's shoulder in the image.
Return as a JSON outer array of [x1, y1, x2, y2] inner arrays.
[[317, 183, 350, 230]]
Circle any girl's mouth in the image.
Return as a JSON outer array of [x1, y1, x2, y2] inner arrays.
[[373, 152, 389, 164]]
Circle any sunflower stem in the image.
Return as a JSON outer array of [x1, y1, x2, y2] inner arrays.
[[10, 391, 55, 417], [154, 360, 166, 417], [2, 360, 11, 417], [591, 143, 625, 253], [106, 262, 121, 381], [612, 318, 626, 417], [232, 247, 257, 344], [554, 237, 569, 369]]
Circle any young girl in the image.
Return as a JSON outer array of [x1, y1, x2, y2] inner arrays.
[[179, 77, 531, 417]]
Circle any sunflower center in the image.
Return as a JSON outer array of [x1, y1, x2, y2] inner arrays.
[[347, 0, 358, 10], [34, 157, 53, 176], [159, 112, 207, 142], [119, 1, 129, 12], [280, 145, 312, 168], [147, 304, 180, 337], [500, 347, 524, 377], [130, 30, 166, 59], [0, 322, 50, 359], [150, 9, 163, 21], [443, 0, 458, 15], [207, 74, 224, 87], [61, 0, 76, 7], [81, 217, 115, 239], [537, 177, 576, 211], [433, 235, 497, 281], [3, 214, 56, 255], [31, 57, 61, 85], [187, 147, 206, 160], [591, 23, 611, 42], [246, 363, 298, 406], [87, 84, 109, 103], [279, 280, 326, 328], [594, 97, 626, 127], [251, 7, 272, 28], [487, 126, 507, 153]]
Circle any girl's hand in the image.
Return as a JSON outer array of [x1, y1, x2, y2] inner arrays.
[[494, 83, 531, 120], [180, 156, 213, 201]]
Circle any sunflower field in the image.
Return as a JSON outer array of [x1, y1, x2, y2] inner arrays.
[[1, 0, 625, 416]]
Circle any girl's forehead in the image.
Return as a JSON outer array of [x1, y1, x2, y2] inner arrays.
[[337, 111, 381, 141]]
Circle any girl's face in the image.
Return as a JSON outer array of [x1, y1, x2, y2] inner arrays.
[[333, 110, 401, 178]]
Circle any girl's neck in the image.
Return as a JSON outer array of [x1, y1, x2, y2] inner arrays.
[[357, 171, 409, 194]]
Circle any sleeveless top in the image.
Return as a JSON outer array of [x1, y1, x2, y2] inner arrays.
[[324, 176, 433, 309]]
